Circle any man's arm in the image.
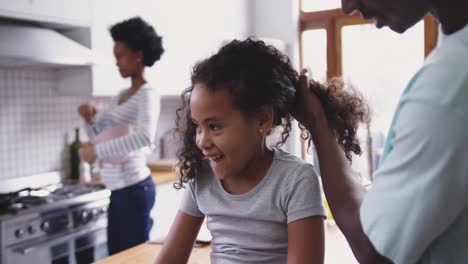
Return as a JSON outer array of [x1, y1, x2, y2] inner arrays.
[[293, 71, 391, 263], [312, 121, 391, 264]]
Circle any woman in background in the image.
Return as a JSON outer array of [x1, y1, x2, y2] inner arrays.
[[78, 16, 164, 255]]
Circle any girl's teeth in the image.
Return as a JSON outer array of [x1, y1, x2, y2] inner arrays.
[[209, 155, 222, 161]]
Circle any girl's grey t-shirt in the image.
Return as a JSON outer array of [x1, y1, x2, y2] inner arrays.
[[179, 148, 326, 264]]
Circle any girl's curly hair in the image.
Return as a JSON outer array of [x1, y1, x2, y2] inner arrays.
[[174, 38, 369, 189], [303, 78, 370, 161]]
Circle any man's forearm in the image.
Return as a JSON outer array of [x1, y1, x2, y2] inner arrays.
[[309, 120, 391, 264]]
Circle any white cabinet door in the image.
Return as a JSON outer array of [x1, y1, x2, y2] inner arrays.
[[0, 0, 92, 26], [0, 0, 31, 18], [30, 0, 92, 26]]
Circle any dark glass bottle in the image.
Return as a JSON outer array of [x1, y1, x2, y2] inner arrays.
[[70, 127, 82, 180]]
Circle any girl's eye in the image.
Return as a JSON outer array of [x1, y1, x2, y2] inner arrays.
[[209, 124, 222, 131], [194, 124, 201, 134]]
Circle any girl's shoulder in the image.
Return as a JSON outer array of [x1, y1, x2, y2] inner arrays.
[[271, 148, 318, 182], [187, 165, 217, 188], [273, 148, 313, 169]]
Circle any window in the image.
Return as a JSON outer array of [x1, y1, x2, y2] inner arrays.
[[301, 29, 327, 82], [302, 0, 341, 12], [342, 22, 424, 134], [299, 3, 438, 179]]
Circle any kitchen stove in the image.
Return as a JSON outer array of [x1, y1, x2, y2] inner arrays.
[[0, 183, 110, 264]]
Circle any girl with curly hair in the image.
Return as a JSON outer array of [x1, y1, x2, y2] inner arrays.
[[156, 39, 368, 263], [78, 16, 164, 255]]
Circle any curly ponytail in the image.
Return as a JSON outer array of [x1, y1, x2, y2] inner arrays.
[[302, 78, 370, 162]]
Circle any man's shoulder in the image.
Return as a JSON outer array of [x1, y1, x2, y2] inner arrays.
[[401, 35, 468, 116]]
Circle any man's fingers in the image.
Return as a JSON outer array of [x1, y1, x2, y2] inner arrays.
[[298, 70, 310, 94]]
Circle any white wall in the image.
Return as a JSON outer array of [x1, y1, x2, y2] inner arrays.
[[248, 0, 302, 156], [144, 0, 249, 95], [249, 0, 300, 67], [92, 0, 250, 96]]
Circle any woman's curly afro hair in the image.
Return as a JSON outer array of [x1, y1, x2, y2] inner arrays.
[[110, 16, 164, 67]]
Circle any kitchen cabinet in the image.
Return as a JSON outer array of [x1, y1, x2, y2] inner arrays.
[[0, 0, 126, 96], [0, 0, 31, 15], [0, 0, 92, 27], [31, 0, 92, 26]]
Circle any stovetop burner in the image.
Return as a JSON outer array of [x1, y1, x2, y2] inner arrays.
[[51, 183, 105, 198], [0, 188, 49, 214], [0, 183, 105, 215]]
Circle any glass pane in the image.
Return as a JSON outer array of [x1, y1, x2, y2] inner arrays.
[[341, 22, 424, 182], [301, 29, 327, 82], [301, 29, 327, 167], [302, 0, 341, 12]]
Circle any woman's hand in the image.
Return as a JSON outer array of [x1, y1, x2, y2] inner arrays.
[[293, 69, 328, 134], [80, 142, 97, 163], [78, 103, 97, 124]]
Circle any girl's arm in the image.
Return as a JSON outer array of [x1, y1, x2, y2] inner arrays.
[[154, 211, 204, 264], [287, 216, 324, 264]]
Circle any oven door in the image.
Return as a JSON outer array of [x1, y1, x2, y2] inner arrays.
[[5, 227, 107, 264]]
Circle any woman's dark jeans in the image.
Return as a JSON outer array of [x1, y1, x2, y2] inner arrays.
[[107, 176, 156, 255]]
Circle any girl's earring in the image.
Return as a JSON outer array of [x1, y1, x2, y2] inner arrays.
[[259, 128, 264, 133]]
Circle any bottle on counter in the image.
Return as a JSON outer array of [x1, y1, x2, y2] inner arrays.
[[70, 127, 82, 180]]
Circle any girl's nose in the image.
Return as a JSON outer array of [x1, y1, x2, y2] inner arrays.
[[341, 0, 360, 15], [197, 132, 212, 150]]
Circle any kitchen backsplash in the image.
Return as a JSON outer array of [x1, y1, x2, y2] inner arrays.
[[0, 67, 180, 180]]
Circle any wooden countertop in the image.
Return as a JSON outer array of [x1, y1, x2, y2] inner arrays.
[[151, 171, 178, 185], [148, 159, 179, 185], [93, 224, 357, 263], [93, 242, 211, 264]]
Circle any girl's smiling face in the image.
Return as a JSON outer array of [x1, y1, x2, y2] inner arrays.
[[190, 82, 269, 182]]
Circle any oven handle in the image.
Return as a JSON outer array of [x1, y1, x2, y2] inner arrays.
[[14, 226, 106, 255]]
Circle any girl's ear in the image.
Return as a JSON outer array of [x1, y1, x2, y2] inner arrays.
[[256, 106, 274, 134]]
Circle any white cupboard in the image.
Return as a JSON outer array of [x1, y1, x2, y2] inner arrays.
[[0, 0, 92, 27]]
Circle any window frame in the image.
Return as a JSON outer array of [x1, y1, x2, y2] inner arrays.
[[300, 8, 438, 78], [299, 7, 439, 159]]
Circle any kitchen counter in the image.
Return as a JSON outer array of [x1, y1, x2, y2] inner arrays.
[[148, 159, 179, 185], [69, 167, 178, 186], [151, 171, 178, 185], [93, 242, 211, 264], [93, 224, 358, 263]]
